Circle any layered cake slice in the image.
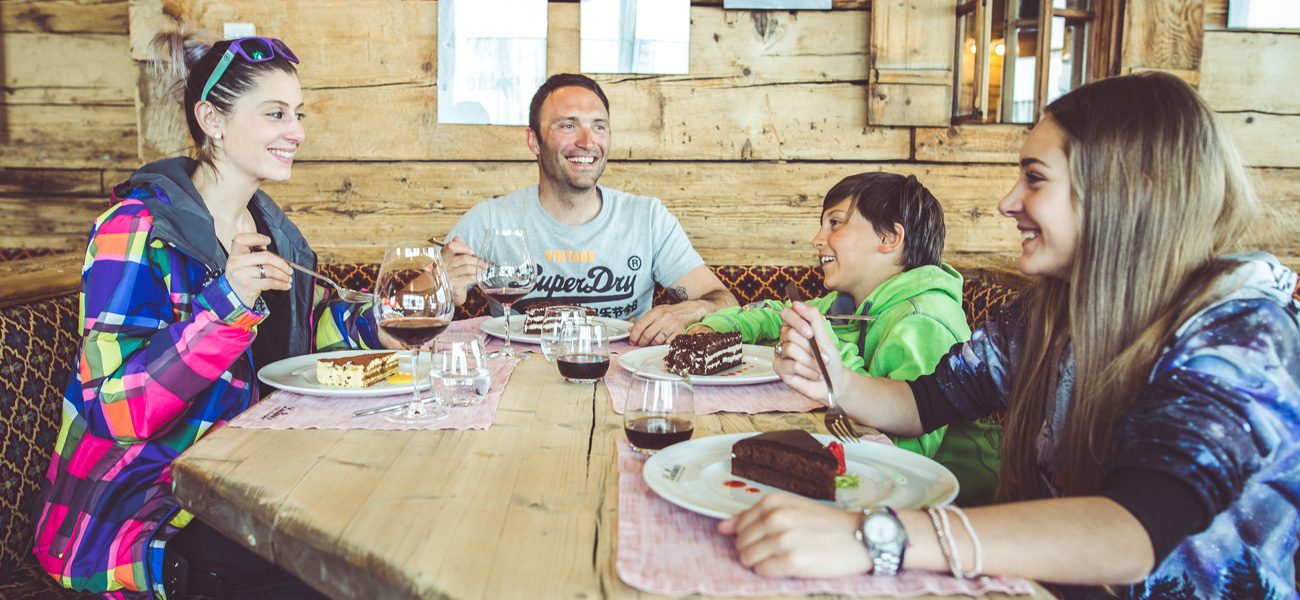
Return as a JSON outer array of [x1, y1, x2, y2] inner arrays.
[[731, 430, 838, 500], [664, 331, 742, 375], [521, 301, 596, 335], [316, 352, 399, 388]]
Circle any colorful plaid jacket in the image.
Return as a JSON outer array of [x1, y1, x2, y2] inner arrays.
[[32, 158, 377, 598]]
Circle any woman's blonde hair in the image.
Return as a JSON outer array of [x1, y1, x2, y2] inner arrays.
[[997, 72, 1260, 500]]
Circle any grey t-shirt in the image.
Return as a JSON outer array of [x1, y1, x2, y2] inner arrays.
[[449, 185, 705, 319]]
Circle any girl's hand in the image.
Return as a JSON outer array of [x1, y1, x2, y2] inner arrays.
[[718, 493, 871, 578], [225, 232, 291, 308], [773, 302, 849, 404]]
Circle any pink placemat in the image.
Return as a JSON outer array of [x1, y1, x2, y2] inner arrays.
[[230, 318, 519, 431], [615, 440, 1036, 597], [605, 347, 821, 415]]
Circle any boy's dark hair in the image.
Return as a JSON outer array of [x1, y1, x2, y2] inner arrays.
[[528, 73, 610, 136], [822, 172, 946, 270]]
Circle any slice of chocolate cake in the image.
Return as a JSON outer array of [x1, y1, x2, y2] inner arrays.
[[664, 331, 742, 375], [521, 301, 596, 335], [731, 430, 838, 500]]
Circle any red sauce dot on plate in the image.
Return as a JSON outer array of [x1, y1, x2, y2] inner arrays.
[[746, 487, 760, 493], [724, 480, 746, 488]]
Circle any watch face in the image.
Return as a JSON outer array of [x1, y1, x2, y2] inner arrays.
[[866, 512, 902, 543]]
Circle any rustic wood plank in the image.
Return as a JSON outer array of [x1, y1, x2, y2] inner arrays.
[[1121, 0, 1205, 72], [0, 196, 102, 252], [2, 32, 135, 104], [914, 124, 1030, 164], [0, 104, 140, 168], [1204, 0, 1228, 29], [1199, 31, 1300, 115], [0, 0, 128, 34], [0, 252, 82, 308], [867, 0, 956, 126], [1220, 113, 1300, 168], [0, 167, 104, 195]]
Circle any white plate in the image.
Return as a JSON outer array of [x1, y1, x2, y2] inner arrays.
[[643, 433, 958, 519], [479, 315, 632, 345], [257, 350, 429, 397], [617, 344, 779, 386]]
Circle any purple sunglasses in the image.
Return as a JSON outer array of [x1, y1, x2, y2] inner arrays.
[[200, 37, 299, 102]]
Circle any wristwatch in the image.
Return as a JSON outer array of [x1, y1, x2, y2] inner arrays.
[[856, 507, 907, 576]]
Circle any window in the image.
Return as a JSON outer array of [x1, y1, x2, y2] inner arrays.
[[953, 0, 1117, 124]]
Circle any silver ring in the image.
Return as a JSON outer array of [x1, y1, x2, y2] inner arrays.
[[257, 264, 266, 279], [774, 342, 784, 358]]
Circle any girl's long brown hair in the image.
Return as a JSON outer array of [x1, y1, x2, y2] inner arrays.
[[996, 72, 1260, 501]]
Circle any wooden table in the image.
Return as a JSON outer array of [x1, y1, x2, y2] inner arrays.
[[171, 355, 1049, 599]]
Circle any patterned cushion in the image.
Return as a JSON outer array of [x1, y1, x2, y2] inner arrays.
[[0, 295, 79, 589], [0, 559, 94, 598]]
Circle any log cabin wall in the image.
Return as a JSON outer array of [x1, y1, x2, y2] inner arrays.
[[1, 0, 1296, 270]]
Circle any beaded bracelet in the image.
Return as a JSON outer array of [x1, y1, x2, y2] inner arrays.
[[924, 506, 962, 579], [945, 505, 984, 578]]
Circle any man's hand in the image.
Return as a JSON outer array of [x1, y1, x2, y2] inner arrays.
[[440, 236, 484, 306], [628, 300, 711, 346]]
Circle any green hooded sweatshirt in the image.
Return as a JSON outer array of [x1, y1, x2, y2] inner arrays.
[[693, 264, 1000, 504]]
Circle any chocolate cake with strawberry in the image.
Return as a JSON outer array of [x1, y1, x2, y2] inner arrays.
[[729, 430, 843, 500]]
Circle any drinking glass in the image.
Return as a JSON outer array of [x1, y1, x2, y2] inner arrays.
[[539, 306, 591, 363], [477, 228, 536, 359], [431, 335, 490, 407], [623, 372, 695, 455], [555, 321, 610, 383], [373, 246, 455, 423]]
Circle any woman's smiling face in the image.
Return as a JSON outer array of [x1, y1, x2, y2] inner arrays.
[[997, 116, 1078, 280]]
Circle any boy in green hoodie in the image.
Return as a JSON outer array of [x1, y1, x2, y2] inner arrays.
[[690, 172, 1000, 504]]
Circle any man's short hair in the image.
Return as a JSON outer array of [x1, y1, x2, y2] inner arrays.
[[822, 173, 946, 270], [529, 73, 610, 136]]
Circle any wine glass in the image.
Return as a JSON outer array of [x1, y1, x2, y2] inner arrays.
[[623, 372, 694, 455], [555, 321, 610, 383], [373, 246, 455, 423], [477, 228, 536, 359]]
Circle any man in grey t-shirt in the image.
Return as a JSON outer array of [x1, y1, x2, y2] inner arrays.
[[443, 74, 736, 346]]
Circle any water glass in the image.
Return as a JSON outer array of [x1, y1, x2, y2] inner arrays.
[[555, 321, 610, 383], [623, 373, 694, 455], [431, 335, 490, 407], [540, 307, 591, 363]]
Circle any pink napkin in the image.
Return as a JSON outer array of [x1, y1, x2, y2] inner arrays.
[[615, 440, 1036, 597], [230, 317, 520, 431], [606, 347, 821, 415]]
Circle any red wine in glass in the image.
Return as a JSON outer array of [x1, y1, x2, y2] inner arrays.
[[378, 316, 452, 347], [624, 416, 694, 451], [480, 287, 531, 306], [556, 353, 610, 382]]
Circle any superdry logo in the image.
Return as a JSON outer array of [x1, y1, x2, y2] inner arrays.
[[533, 265, 636, 303]]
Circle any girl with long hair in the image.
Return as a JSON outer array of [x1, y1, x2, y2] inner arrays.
[[33, 30, 383, 599], [722, 72, 1299, 598]]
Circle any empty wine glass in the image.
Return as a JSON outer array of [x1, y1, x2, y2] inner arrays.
[[555, 321, 610, 383], [373, 246, 455, 423], [477, 228, 536, 359], [623, 372, 694, 455], [539, 306, 591, 363]]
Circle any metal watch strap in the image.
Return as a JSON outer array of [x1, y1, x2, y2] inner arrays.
[[856, 507, 905, 576]]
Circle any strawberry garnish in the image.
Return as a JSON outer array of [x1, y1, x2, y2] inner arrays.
[[827, 441, 846, 475]]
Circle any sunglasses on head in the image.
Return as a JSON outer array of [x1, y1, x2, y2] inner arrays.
[[200, 37, 299, 102]]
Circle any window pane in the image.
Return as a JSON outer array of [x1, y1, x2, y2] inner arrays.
[[1008, 26, 1037, 123], [955, 10, 981, 117], [1052, 0, 1089, 9], [1046, 16, 1086, 106]]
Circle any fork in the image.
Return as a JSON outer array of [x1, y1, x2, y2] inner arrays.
[[283, 260, 373, 303], [783, 283, 861, 444]]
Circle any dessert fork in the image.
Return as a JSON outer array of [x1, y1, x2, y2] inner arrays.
[[283, 260, 373, 303], [784, 283, 861, 444]]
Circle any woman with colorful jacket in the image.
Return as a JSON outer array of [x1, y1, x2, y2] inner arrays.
[[33, 31, 376, 599], [690, 173, 1000, 504]]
